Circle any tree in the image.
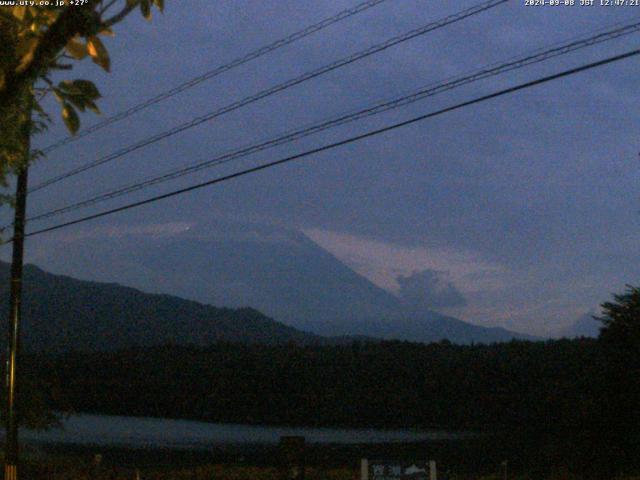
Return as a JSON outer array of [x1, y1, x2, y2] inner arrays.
[[0, 0, 165, 185], [593, 285, 640, 469], [597, 284, 640, 347], [0, 0, 167, 380], [0, 4, 166, 475]]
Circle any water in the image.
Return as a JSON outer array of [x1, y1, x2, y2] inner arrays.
[[20, 414, 465, 450]]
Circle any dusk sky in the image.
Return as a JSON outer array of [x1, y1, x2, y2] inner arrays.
[[3, 0, 639, 336]]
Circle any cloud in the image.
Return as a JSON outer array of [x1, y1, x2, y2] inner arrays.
[[302, 228, 506, 294], [40, 222, 194, 241], [397, 269, 467, 310]]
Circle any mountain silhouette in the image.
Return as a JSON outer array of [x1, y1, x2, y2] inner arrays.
[[18, 220, 533, 344], [0, 261, 321, 352]]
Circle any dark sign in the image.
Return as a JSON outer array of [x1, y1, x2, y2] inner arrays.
[[368, 461, 430, 480]]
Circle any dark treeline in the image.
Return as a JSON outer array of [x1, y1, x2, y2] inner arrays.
[[29, 339, 598, 431], [23, 336, 640, 471]]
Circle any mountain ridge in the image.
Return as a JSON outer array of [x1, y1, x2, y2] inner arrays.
[[11, 220, 534, 345], [0, 261, 323, 352], [0, 259, 535, 350]]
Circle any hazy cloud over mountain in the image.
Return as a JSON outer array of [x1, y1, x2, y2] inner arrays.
[[397, 270, 467, 310]]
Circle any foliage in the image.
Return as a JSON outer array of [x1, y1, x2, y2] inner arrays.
[[597, 284, 640, 347], [592, 285, 640, 466], [0, 0, 164, 430], [0, 0, 164, 182]]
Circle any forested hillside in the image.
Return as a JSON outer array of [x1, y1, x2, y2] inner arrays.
[[0, 262, 321, 351]]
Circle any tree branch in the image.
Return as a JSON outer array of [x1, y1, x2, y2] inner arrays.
[[103, 1, 139, 28], [99, 0, 121, 15], [0, 2, 101, 111]]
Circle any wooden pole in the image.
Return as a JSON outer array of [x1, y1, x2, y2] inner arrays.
[[4, 94, 31, 480], [360, 459, 368, 480]]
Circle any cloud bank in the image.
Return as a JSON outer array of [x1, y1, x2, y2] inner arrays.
[[397, 269, 467, 310]]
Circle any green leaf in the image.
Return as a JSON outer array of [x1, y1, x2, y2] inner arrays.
[[140, 0, 151, 20], [62, 103, 80, 135], [66, 95, 86, 112], [58, 80, 79, 94], [65, 38, 88, 60], [16, 36, 38, 72], [153, 0, 164, 12], [58, 81, 83, 99], [87, 36, 110, 72], [56, 80, 101, 114], [71, 80, 101, 99], [99, 26, 115, 37], [85, 100, 101, 114], [52, 87, 63, 103]]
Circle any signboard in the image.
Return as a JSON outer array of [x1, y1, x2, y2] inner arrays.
[[362, 460, 435, 480]]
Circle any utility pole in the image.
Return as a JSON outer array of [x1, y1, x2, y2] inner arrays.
[[4, 98, 31, 480]]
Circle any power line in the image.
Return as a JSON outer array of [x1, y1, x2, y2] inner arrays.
[[24, 19, 640, 225], [30, 0, 508, 194], [39, 0, 390, 155], [19, 48, 640, 240]]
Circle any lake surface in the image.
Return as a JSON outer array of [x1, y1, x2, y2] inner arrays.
[[20, 414, 465, 450]]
